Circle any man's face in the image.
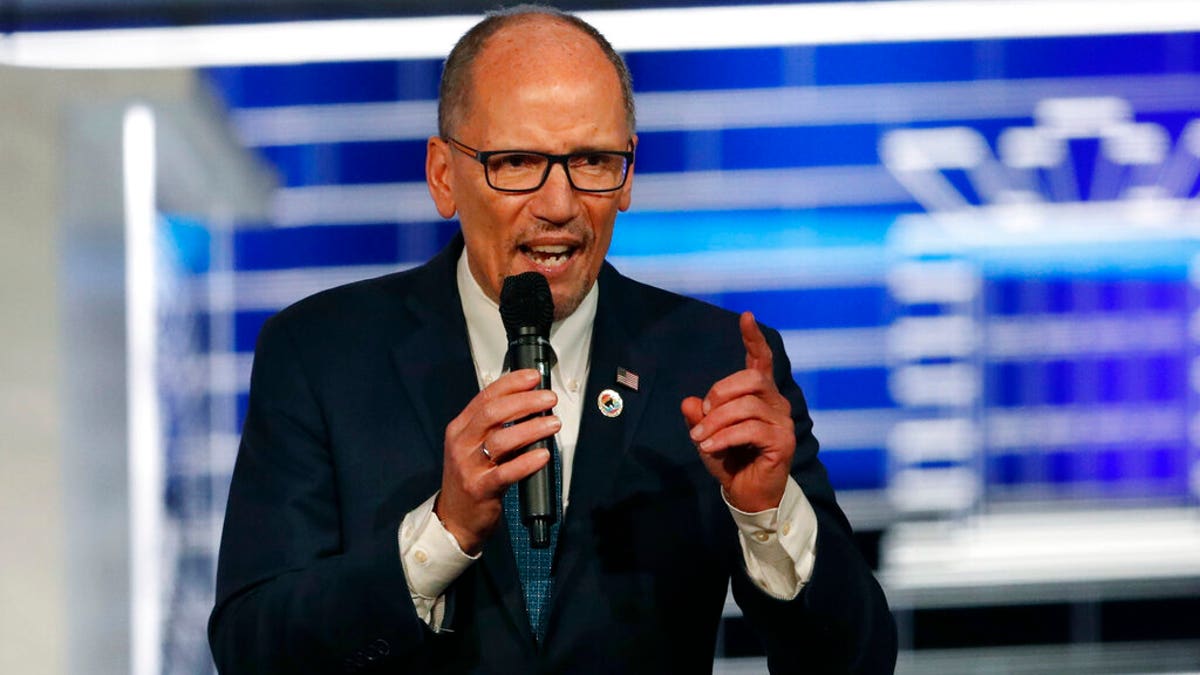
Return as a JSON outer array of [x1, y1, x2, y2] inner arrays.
[[426, 18, 635, 320]]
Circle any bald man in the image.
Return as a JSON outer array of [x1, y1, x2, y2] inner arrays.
[[210, 6, 896, 674]]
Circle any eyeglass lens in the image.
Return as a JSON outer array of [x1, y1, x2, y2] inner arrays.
[[484, 152, 628, 191]]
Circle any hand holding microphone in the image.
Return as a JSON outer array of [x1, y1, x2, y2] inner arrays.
[[498, 272, 560, 548], [434, 272, 560, 554]]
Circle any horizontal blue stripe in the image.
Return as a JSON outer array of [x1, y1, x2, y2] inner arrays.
[[793, 367, 892, 410], [976, 244, 1200, 279], [205, 60, 442, 108], [628, 35, 1190, 91], [635, 126, 882, 173], [812, 40, 980, 86], [985, 277, 1191, 316], [988, 446, 1190, 493], [1001, 33, 1195, 80], [820, 448, 888, 491], [237, 223, 399, 269], [235, 221, 458, 270], [236, 310, 276, 353], [612, 209, 895, 254], [627, 47, 805, 92], [693, 286, 890, 330], [986, 357, 1189, 407], [258, 140, 426, 186]]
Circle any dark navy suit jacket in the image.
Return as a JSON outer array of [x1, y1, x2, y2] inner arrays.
[[209, 235, 897, 673]]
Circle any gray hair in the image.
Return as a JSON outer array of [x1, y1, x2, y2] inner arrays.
[[437, 4, 636, 139]]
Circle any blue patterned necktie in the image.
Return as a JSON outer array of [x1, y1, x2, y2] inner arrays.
[[502, 438, 562, 642]]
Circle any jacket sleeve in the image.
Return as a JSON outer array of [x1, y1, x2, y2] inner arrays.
[[208, 314, 435, 674], [731, 325, 898, 674]]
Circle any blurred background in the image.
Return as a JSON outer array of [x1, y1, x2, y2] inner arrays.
[[3, 1, 1200, 673]]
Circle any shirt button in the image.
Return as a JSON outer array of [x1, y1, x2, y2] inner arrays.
[[753, 531, 771, 543], [414, 549, 429, 565], [483, 372, 495, 385], [781, 522, 792, 536], [567, 379, 579, 393]]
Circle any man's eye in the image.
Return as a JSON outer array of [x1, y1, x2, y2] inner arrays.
[[494, 153, 540, 170], [573, 153, 607, 167]]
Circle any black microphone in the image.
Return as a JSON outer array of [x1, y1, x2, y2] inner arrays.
[[499, 271, 558, 549]]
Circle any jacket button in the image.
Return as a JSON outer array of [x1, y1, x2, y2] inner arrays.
[[370, 638, 391, 655]]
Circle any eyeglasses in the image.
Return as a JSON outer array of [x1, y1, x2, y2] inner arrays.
[[445, 137, 634, 193]]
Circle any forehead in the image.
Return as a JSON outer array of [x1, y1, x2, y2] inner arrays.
[[460, 17, 626, 141], [476, 17, 601, 70]]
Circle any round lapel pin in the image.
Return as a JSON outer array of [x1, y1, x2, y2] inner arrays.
[[597, 389, 624, 418]]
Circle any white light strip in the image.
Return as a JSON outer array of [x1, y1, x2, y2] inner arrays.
[[5, 0, 1200, 69], [267, 165, 910, 227], [231, 73, 1200, 148], [881, 508, 1200, 593], [123, 104, 162, 675]]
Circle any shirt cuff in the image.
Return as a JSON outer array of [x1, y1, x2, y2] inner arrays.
[[398, 492, 479, 630], [723, 477, 818, 601]]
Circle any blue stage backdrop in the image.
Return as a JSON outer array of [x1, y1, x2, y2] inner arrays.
[[201, 33, 1200, 529]]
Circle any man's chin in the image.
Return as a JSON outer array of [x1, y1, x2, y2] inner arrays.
[[551, 294, 582, 322], [550, 283, 591, 322]]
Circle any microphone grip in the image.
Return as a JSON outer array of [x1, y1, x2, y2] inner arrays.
[[509, 332, 557, 548], [519, 437, 556, 548]]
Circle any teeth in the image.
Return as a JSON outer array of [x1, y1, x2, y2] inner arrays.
[[525, 244, 573, 268]]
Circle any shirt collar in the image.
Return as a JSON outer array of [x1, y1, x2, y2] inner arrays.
[[456, 248, 597, 389]]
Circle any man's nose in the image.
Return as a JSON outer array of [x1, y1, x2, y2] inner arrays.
[[530, 161, 581, 224]]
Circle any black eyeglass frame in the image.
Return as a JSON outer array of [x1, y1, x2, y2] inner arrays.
[[444, 136, 635, 193]]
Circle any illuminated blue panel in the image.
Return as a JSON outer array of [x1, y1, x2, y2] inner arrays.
[[1000, 34, 1191, 79], [693, 287, 888, 330], [812, 40, 980, 85], [258, 140, 427, 186], [235, 223, 402, 269], [234, 221, 459, 270], [821, 449, 889, 491], [635, 125, 883, 172], [202, 28, 1200, 517], [794, 368, 893, 410], [235, 310, 275, 353], [625, 47, 802, 91], [206, 59, 442, 107]]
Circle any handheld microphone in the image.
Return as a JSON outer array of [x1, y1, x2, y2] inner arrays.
[[499, 272, 558, 548]]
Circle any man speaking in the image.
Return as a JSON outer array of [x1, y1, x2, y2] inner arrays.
[[209, 5, 896, 673]]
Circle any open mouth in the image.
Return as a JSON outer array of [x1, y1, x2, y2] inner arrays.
[[520, 244, 576, 270]]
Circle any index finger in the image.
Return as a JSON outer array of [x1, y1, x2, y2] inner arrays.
[[740, 311, 773, 375], [455, 368, 543, 426]]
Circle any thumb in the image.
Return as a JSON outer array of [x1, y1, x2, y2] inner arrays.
[[680, 396, 705, 428]]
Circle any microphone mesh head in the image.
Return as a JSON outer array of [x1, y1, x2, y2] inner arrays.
[[500, 272, 555, 340]]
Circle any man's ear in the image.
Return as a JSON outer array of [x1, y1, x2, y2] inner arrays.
[[426, 136, 458, 219], [618, 133, 638, 212]]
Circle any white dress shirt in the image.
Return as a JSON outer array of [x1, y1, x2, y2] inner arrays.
[[398, 251, 819, 629]]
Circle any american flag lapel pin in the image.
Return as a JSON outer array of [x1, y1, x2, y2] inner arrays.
[[616, 366, 639, 391]]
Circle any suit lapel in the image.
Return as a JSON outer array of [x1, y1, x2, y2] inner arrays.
[[544, 265, 657, 638], [389, 239, 477, 466], [387, 237, 537, 649]]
